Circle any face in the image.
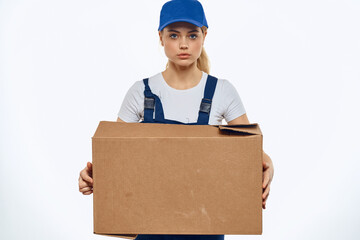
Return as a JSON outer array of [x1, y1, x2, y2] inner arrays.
[[159, 21, 207, 68]]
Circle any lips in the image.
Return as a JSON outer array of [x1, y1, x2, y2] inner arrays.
[[178, 53, 190, 58]]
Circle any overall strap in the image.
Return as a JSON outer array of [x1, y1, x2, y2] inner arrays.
[[143, 78, 165, 122], [197, 75, 218, 125]]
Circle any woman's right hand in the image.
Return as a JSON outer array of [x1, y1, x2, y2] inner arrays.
[[78, 162, 93, 195]]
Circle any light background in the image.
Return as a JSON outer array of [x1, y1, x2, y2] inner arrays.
[[1, 0, 359, 239]]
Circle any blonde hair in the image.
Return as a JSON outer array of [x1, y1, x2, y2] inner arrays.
[[160, 26, 210, 74]]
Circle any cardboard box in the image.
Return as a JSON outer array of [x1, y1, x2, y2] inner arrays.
[[92, 121, 263, 239]]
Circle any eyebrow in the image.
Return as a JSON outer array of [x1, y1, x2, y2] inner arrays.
[[167, 29, 200, 33]]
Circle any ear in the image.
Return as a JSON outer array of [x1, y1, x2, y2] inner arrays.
[[202, 31, 207, 45], [159, 31, 164, 46]]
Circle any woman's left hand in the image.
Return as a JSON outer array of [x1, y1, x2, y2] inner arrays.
[[262, 157, 274, 209]]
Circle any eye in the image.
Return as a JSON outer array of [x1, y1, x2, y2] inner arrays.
[[189, 34, 198, 39], [170, 34, 178, 39]]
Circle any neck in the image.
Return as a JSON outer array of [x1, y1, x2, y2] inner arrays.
[[162, 61, 203, 90]]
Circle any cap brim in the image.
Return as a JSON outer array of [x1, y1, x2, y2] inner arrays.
[[158, 18, 205, 31]]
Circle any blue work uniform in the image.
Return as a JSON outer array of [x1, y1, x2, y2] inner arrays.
[[135, 74, 224, 240]]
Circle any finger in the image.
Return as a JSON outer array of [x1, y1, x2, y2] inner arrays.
[[263, 171, 270, 189], [262, 161, 269, 170], [79, 186, 93, 193], [79, 178, 92, 188], [80, 169, 93, 184], [263, 193, 269, 209], [80, 185, 93, 191], [83, 190, 93, 195], [80, 171, 93, 184], [264, 191, 270, 202], [87, 162, 92, 172], [262, 201, 266, 209], [262, 185, 270, 200]]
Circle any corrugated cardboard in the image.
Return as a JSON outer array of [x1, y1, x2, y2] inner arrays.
[[92, 121, 263, 239]]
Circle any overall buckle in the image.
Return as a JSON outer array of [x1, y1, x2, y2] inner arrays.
[[144, 97, 155, 110], [199, 98, 212, 114]]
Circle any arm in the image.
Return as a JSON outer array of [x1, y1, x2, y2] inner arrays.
[[227, 114, 274, 209], [117, 117, 127, 123]]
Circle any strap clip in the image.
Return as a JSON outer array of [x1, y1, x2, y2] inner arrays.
[[199, 98, 212, 114], [144, 97, 155, 110]]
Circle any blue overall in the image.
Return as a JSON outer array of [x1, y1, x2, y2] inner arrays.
[[135, 74, 224, 240]]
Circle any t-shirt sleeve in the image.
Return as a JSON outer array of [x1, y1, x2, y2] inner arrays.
[[117, 81, 144, 122], [222, 79, 246, 123]]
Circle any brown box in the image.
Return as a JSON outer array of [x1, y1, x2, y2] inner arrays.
[[92, 121, 263, 239]]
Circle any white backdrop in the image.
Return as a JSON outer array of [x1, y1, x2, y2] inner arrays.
[[1, 0, 359, 239]]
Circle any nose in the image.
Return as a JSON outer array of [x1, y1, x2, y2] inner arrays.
[[179, 37, 189, 49]]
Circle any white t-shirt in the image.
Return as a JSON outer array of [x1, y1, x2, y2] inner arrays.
[[118, 71, 246, 125]]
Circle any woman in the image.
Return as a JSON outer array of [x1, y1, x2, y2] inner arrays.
[[79, 0, 274, 239]]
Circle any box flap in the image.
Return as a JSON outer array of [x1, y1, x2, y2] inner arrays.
[[218, 124, 262, 136], [93, 121, 261, 138], [93, 121, 218, 138], [95, 233, 137, 239]]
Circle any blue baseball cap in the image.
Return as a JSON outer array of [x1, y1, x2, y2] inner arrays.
[[158, 0, 209, 31]]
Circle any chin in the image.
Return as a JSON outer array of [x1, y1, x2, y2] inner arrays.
[[174, 59, 196, 67]]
